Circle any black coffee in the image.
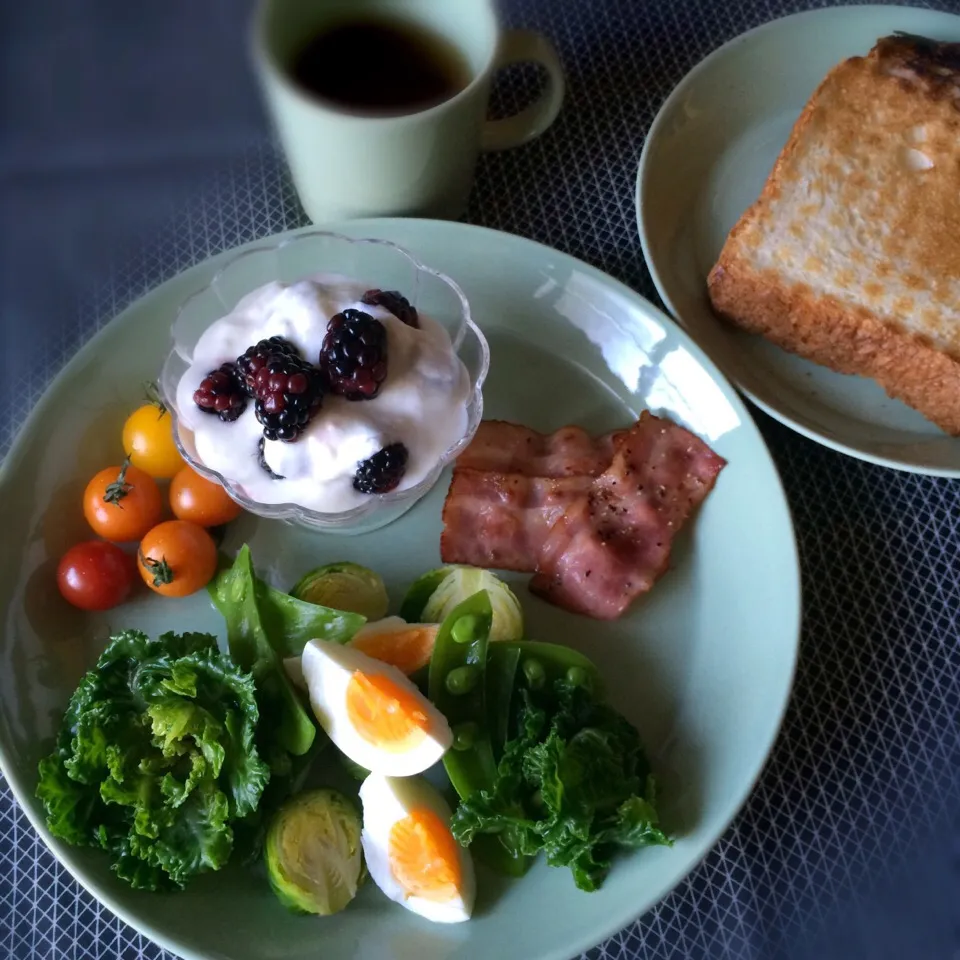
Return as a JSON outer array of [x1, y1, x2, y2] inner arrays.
[[289, 18, 471, 115]]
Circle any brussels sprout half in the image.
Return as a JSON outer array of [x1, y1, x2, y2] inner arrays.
[[420, 568, 524, 642], [264, 788, 363, 915], [399, 567, 453, 622], [290, 562, 389, 621]]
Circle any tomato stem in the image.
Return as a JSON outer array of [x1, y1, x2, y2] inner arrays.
[[144, 381, 168, 419], [139, 551, 174, 587], [103, 457, 133, 506]]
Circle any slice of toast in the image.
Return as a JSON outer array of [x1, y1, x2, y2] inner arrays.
[[707, 34, 960, 435]]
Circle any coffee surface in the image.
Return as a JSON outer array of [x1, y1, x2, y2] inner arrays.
[[289, 18, 471, 115]]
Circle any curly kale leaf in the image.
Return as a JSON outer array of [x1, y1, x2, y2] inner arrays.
[[36, 630, 270, 891], [451, 681, 670, 891]]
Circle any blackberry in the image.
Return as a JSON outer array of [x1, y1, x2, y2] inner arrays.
[[353, 443, 409, 494], [252, 353, 324, 442], [319, 309, 388, 400], [361, 289, 419, 328], [257, 437, 285, 479], [236, 336, 299, 396], [193, 362, 247, 421]]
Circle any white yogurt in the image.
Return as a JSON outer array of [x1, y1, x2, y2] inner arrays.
[[175, 275, 470, 513]]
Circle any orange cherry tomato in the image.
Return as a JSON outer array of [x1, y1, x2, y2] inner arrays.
[[169, 466, 242, 527], [83, 461, 163, 542], [138, 520, 218, 598]]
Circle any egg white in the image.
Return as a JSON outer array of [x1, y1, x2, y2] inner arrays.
[[301, 640, 452, 777], [359, 773, 475, 924]]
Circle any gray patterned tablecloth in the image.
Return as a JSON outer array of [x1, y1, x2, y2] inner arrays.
[[1, 1, 959, 958]]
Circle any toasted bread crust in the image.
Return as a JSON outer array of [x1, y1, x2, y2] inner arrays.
[[709, 262, 960, 434], [707, 34, 960, 433]]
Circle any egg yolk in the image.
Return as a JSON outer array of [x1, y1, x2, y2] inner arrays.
[[346, 670, 431, 749], [350, 625, 439, 675], [388, 806, 462, 902]]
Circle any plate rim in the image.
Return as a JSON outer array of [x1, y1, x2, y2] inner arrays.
[[0, 218, 801, 960], [635, 3, 960, 478]]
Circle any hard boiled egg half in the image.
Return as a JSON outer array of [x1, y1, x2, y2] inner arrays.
[[301, 639, 452, 777], [360, 773, 475, 923], [348, 617, 439, 675]]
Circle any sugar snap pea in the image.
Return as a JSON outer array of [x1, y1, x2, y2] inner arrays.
[[472, 639, 602, 878], [485, 643, 520, 760], [430, 606, 532, 878], [428, 590, 496, 802], [502, 639, 602, 698]]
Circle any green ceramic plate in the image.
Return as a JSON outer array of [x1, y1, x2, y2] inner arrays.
[[637, 5, 960, 476], [0, 220, 799, 959]]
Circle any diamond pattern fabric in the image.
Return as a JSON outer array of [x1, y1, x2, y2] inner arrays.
[[1, 1, 958, 958]]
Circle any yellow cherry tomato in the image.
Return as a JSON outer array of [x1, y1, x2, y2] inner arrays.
[[122, 386, 183, 479]]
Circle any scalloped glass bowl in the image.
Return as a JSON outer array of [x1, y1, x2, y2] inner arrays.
[[159, 231, 489, 535]]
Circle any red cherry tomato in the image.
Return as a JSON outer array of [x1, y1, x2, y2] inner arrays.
[[57, 541, 136, 611]]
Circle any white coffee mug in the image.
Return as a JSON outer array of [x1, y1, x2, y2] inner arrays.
[[251, 0, 564, 222]]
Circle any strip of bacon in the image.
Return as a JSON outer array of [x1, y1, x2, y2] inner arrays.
[[440, 469, 593, 571], [456, 420, 622, 477], [529, 413, 726, 620]]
